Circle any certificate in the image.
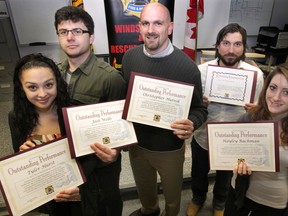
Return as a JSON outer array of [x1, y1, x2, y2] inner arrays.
[[207, 121, 279, 172], [0, 138, 85, 216], [204, 65, 257, 106], [62, 100, 137, 158], [122, 72, 194, 130]]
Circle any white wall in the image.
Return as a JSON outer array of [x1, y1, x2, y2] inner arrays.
[[7, 0, 288, 63]]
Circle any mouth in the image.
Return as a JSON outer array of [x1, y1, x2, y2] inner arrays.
[[146, 34, 158, 40], [269, 101, 282, 108], [224, 54, 237, 59], [67, 44, 78, 49], [38, 98, 49, 104]]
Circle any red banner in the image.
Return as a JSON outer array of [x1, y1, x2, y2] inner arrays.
[[104, 0, 175, 69]]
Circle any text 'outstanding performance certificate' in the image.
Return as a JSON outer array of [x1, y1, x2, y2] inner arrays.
[[122, 72, 194, 130], [0, 138, 85, 216], [207, 121, 279, 172], [62, 100, 138, 158], [204, 65, 257, 106]]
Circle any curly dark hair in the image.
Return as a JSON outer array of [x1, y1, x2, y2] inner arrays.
[[54, 6, 94, 35], [12, 53, 70, 143], [250, 63, 288, 146]]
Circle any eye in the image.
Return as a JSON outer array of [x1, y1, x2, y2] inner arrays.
[[73, 28, 83, 35], [140, 21, 149, 26], [234, 42, 243, 47], [155, 22, 162, 26], [58, 29, 68, 36], [283, 90, 288, 95], [27, 85, 37, 91], [269, 84, 277, 91], [45, 82, 54, 89], [222, 41, 230, 46]]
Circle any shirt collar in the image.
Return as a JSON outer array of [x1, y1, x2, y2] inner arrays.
[[60, 52, 95, 76], [143, 40, 174, 58]]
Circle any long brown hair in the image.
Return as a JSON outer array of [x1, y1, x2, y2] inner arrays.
[[250, 63, 288, 146]]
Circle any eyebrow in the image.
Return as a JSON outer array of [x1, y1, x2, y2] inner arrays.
[[24, 78, 55, 84], [222, 40, 242, 43]]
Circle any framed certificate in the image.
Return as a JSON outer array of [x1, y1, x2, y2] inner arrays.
[[0, 138, 85, 216], [122, 72, 194, 130], [204, 65, 257, 106], [62, 100, 137, 158], [207, 121, 279, 172]]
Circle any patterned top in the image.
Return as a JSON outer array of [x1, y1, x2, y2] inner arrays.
[[28, 134, 62, 145]]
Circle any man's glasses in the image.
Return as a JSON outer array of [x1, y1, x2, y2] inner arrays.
[[57, 28, 90, 37]]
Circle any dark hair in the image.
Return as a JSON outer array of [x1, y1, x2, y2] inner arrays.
[[54, 6, 94, 35], [12, 53, 70, 143], [250, 63, 288, 145], [215, 23, 247, 60]]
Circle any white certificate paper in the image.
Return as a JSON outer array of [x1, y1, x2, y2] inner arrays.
[[207, 121, 279, 172], [122, 72, 194, 130], [204, 65, 257, 106], [0, 138, 85, 216], [63, 100, 137, 158]]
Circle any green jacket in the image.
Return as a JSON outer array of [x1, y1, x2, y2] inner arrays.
[[58, 52, 126, 104], [58, 52, 127, 175]]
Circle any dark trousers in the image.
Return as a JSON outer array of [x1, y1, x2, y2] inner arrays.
[[48, 200, 83, 216], [80, 154, 123, 216], [191, 137, 232, 210], [224, 186, 287, 216]]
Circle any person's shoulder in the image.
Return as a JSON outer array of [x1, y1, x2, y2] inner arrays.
[[198, 59, 217, 69], [57, 59, 68, 72], [172, 46, 191, 59], [172, 46, 198, 65], [97, 60, 118, 73], [239, 61, 262, 72], [124, 45, 142, 56], [94, 60, 124, 81]]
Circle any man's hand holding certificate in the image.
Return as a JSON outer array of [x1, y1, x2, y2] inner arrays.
[[122, 72, 194, 130], [204, 65, 257, 106], [62, 100, 137, 158]]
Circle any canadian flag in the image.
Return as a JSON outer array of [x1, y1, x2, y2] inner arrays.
[[183, 0, 204, 61]]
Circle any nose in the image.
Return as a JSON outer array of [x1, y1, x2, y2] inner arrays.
[[228, 44, 234, 53], [38, 88, 47, 97], [272, 90, 281, 101], [148, 24, 155, 33], [66, 31, 75, 40]]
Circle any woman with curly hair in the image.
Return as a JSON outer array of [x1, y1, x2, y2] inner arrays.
[[8, 53, 82, 216]]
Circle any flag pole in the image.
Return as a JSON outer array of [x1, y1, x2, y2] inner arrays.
[[195, 0, 199, 62]]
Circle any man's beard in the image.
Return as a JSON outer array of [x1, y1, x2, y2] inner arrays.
[[218, 53, 244, 66], [144, 33, 160, 52]]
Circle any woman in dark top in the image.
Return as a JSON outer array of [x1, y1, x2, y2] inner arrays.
[[8, 53, 82, 216]]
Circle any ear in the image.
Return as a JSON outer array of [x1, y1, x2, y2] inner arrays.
[[89, 34, 95, 44], [168, 22, 174, 36]]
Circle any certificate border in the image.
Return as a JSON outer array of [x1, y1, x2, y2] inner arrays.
[[63, 100, 138, 158], [206, 121, 279, 172], [122, 72, 194, 129], [0, 137, 86, 216], [63, 105, 79, 158], [204, 65, 258, 105]]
